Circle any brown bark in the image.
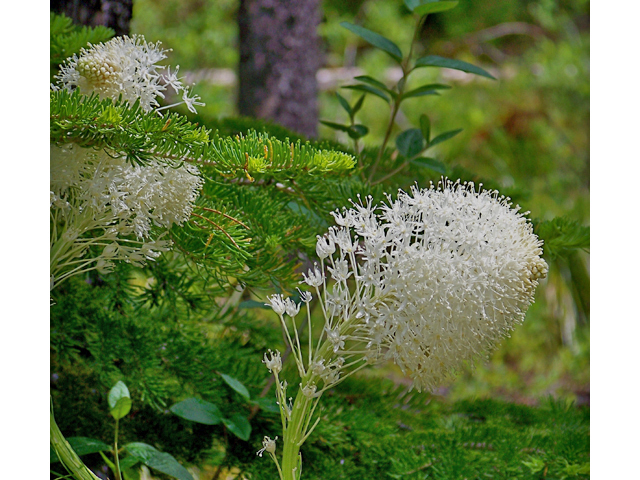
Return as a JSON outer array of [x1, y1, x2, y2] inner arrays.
[[50, 0, 133, 37], [238, 0, 321, 138]]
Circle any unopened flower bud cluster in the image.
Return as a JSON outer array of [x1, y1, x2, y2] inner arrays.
[[55, 35, 203, 113]]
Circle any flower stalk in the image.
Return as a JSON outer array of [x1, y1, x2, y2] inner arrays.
[[50, 409, 101, 480]]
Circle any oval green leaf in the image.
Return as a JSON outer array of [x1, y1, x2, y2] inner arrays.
[[414, 55, 496, 79], [222, 413, 252, 441], [396, 129, 425, 158], [411, 157, 447, 174], [170, 397, 222, 425], [347, 124, 369, 140], [125, 442, 193, 480], [108, 381, 130, 410], [110, 397, 132, 420], [219, 373, 251, 400], [428, 128, 463, 148], [340, 22, 403, 63]]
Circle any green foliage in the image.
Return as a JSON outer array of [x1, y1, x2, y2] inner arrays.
[[125, 442, 193, 480], [50, 87, 358, 290], [131, 0, 238, 71], [170, 398, 223, 425], [414, 54, 496, 79], [340, 22, 404, 63], [535, 216, 590, 260], [51, 90, 355, 177], [240, 376, 589, 479]]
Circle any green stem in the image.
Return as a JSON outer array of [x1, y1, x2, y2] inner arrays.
[[368, 15, 427, 184], [50, 411, 101, 480], [114, 418, 122, 480], [280, 387, 313, 480]]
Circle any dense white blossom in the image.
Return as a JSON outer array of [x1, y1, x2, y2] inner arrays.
[[265, 179, 547, 393], [332, 180, 547, 391], [50, 143, 203, 289], [55, 35, 202, 113]]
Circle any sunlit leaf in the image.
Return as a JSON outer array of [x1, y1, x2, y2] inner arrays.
[[220, 373, 251, 400], [108, 381, 132, 420], [170, 398, 222, 425]]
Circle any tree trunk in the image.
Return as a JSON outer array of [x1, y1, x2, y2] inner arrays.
[[50, 0, 133, 37], [238, 0, 321, 139]]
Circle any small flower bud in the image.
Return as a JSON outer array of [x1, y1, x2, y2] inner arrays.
[[263, 349, 282, 374], [302, 264, 324, 287], [316, 234, 336, 259], [266, 294, 287, 315], [257, 436, 277, 457], [301, 383, 317, 398], [284, 298, 301, 317]]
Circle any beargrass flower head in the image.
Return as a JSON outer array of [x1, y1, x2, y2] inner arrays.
[[49, 143, 204, 289], [320, 179, 548, 392], [55, 34, 202, 113]]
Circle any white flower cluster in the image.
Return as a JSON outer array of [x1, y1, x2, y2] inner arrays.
[[55, 35, 203, 113], [267, 179, 547, 393], [50, 143, 204, 288]]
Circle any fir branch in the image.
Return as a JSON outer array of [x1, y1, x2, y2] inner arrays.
[[50, 90, 357, 180], [534, 216, 590, 260]]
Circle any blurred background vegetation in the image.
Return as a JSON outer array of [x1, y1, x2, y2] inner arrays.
[[129, 0, 589, 404]]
